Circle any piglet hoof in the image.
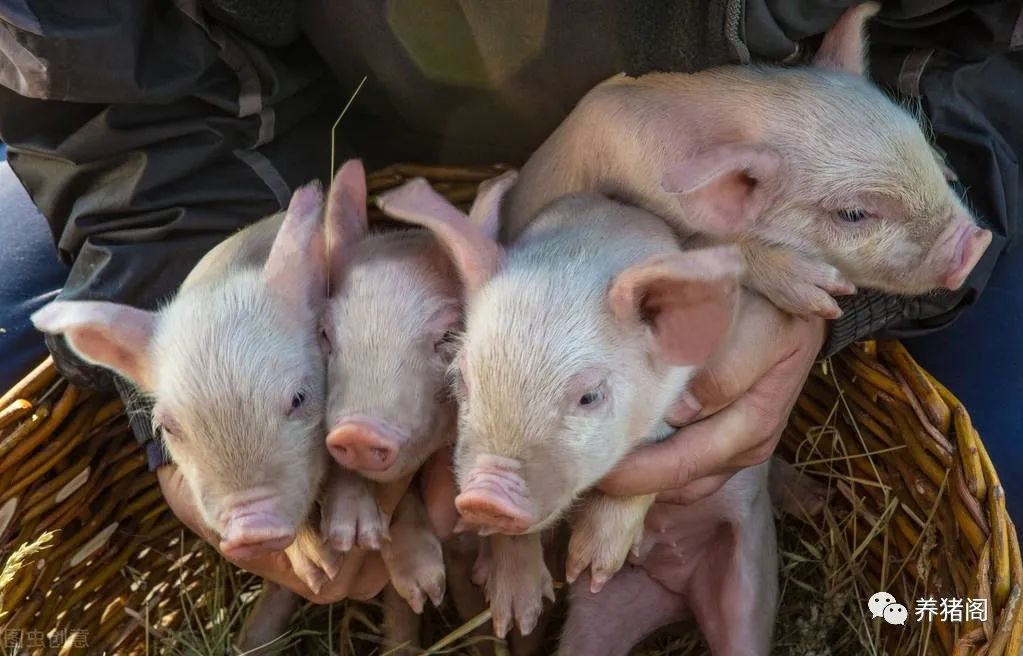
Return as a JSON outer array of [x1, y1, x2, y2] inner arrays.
[[742, 243, 854, 318], [322, 500, 389, 553], [565, 536, 630, 595], [285, 524, 343, 595], [485, 534, 555, 638], [321, 469, 390, 552], [759, 274, 848, 319], [389, 559, 446, 615], [380, 493, 447, 614], [566, 500, 647, 594], [382, 529, 446, 614]]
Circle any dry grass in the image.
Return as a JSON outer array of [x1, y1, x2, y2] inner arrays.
[[0, 531, 57, 655], [125, 539, 505, 655]]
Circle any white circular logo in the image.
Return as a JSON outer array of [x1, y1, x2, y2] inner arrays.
[[868, 591, 907, 626]]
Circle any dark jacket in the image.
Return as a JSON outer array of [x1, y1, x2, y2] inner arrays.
[[0, 0, 1019, 460]]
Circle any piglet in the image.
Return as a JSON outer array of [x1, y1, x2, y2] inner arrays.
[[376, 180, 775, 654], [374, 176, 561, 639], [504, 2, 992, 318], [31, 178, 353, 648], [323, 163, 530, 645]]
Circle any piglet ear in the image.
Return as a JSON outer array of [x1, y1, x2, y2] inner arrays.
[[661, 144, 783, 235], [467, 170, 517, 240], [377, 177, 503, 297], [608, 246, 743, 366], [265, 180, 326, 316], [31, 300, 158, 390], [325, 159, 369, 290], [812, 1, 880, 76]]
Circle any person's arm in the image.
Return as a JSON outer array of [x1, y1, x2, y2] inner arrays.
[[0, 0, 334, 463]]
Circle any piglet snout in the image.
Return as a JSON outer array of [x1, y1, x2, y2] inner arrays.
[[220, 497, 296, 559], [327, 415, 404, 472], [942, 223, 992, 291], [456, 455, 534, 534]]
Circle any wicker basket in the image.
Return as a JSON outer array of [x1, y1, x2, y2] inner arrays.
[[0, 165, 1019, 656]]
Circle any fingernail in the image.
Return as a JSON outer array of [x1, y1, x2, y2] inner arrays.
[[673, 390, 703, 424]]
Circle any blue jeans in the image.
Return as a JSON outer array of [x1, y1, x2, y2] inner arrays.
[[905, 244, 1023, 526], [0, 156, 69, 389]]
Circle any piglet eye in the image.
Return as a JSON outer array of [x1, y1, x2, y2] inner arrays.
[[579, 384, 606, 408], [435, 330, 461, 363], [435, 330, 458, 352], [154, 409, 180, 440], [291, 391, 307, 410], [837, 208, 868, 223]]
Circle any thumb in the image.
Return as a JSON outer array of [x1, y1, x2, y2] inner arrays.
[[669, 295, 787, 424], [599, 405, 749, 497]]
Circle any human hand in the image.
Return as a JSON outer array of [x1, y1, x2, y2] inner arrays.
[[157, 464, 410, 603], [598, 290, 826, 504]]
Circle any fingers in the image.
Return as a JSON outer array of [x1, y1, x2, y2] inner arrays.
[[669, 293, 790, 423], [229, 546, 388, 604], [159, 462, 392, 604], [599, 320, 820, 500], [598, 402, 751, 497], [655, 473, 734, 505]]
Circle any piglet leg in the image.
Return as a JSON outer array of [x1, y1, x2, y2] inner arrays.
[[477, 533, 554, 638], [381, 583, 422, 654], [566, 492, 655, 593], [687, 480, 778, 656], [320, 466, 390, 552], [284, 522, 343, 595], [380, 492, 446, 613], [742, 241, 855, 319], [445, 534, 521, 656], [558, 565, 686, 656], [768, 455, 827, 518], [446, 534, 487, 617], [235, 580, 301, 653]]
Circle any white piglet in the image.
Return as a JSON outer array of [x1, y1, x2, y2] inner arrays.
[[322, 163, 530, 647], [505, 2, 992, 318], [377, 179, 777, 654], [31, 176, 363, 648]]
